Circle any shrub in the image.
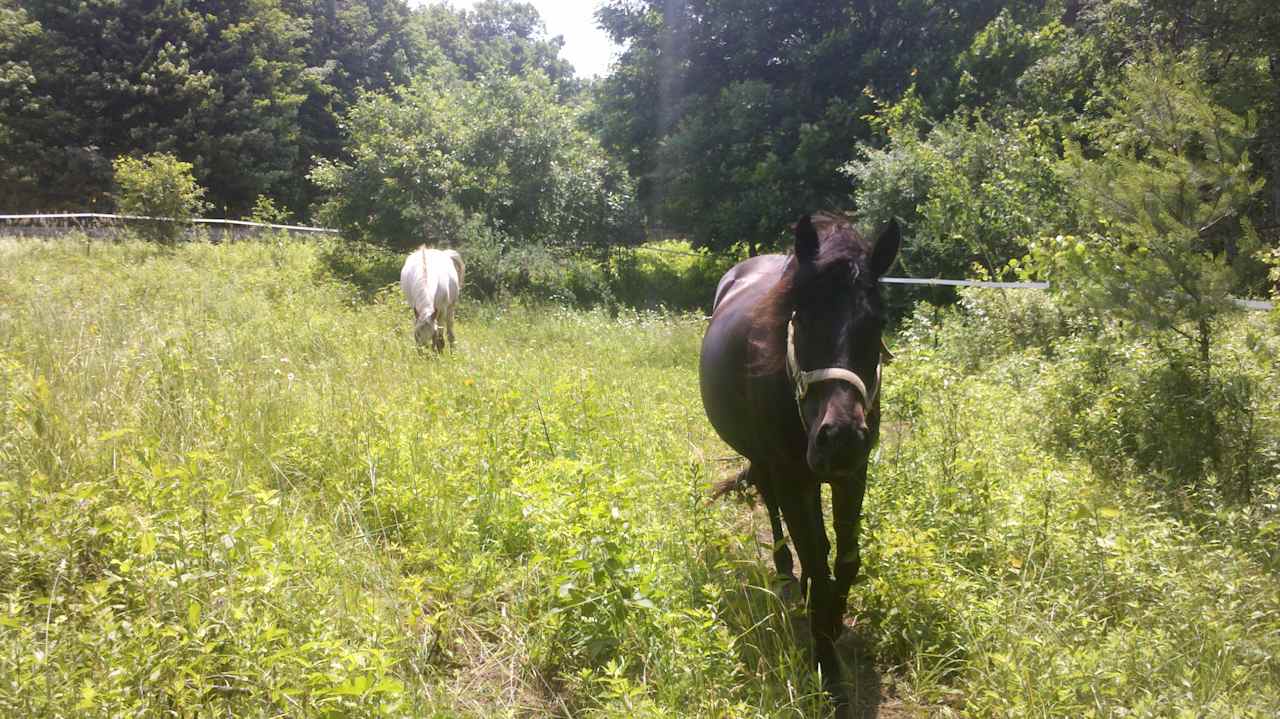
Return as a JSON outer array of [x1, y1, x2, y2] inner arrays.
[[898, 280, 1280, 519], [318, 215, 616, 308], [112, 153, 210, 244], [895, 280, 1086, 375], [469, 238, 612, 307], [608, 241, 739, 312], [316, 239, 405, 300], [247, 195, 291, 225], [1037, 317, 1280, 511], [309, 72, 640, 252]]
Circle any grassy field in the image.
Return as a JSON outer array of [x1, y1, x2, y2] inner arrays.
[[1, 237, 1277, 717]]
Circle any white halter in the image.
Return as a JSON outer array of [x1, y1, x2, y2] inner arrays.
[[785, 315, 881, 430]]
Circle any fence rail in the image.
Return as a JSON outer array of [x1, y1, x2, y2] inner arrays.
[[0, 212, 337, 241]]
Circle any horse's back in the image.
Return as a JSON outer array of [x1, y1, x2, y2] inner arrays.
[[711, 254, 788, 315], [700, 254, 790, 460]]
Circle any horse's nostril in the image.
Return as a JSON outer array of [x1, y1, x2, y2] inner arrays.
[[817, 422, 852, 448]]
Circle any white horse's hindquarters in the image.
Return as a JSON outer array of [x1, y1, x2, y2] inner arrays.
[[401, 247, 460, 320]]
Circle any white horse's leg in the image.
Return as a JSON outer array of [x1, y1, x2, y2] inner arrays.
[[446, 302, 456, 347]]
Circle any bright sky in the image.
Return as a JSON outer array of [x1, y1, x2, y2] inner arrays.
[[438, 1, 619, 79]]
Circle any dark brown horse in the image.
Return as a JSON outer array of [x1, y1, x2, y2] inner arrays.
[[699, 212, 899, 713]]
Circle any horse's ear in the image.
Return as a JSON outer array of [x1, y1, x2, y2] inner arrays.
[[794, 215, 819, 263], [869, 218, 901, 278]]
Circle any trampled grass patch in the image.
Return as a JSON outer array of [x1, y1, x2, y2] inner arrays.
[[1, 237, 1276, 717]]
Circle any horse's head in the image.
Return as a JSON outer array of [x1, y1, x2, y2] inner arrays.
[[414, 309, 446, 351], [786, 212, 899, 475]]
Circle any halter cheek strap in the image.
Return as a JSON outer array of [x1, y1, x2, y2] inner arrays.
[[786, 317, 881, 429]]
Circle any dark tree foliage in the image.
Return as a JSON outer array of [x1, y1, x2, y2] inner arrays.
[[0, 0, 423, 217], [0, 0, 592, 217], [290, 0, 426, 210], [1, 0, 312, 214], [592, 0, 1053, 252]]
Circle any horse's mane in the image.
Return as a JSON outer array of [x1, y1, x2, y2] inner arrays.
[[749, 215, 871, 376]]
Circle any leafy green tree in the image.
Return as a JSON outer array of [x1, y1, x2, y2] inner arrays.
[[310, 71, 640, 250], [593, 0, 1054, 252], [291, 0, 426, 205], [410, 1, 576, 91], [1037, 57, 1264, 374], [953, 10, 1071, 111], [0, 1, 50, 208], [192, 0, 312, 214], [0, 4, 33, 141], [113, 153, 211, 244], [846, 89, 1069, 280], [1070, 0, 1280, 228]]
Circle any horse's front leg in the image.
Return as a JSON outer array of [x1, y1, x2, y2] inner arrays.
[[830, 464, 868, 638], [777, 484, 847, 712], [808, 488, 830, 597]]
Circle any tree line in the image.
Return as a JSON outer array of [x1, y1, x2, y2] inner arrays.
[[3, 0, 1278, 284], [0, 0, 591, 231]]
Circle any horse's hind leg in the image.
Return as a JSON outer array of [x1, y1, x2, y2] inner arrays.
[[753, 466, 795, 581], [445, 303, 456, 347]]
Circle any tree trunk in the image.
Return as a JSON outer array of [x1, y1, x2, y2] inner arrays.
[[1196, 313, 1225, 491], [1197, 316, 1212, 378], [1271, 53, 1280, 226]]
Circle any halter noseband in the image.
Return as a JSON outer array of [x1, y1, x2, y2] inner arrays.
[[785, 315, 881, 430]]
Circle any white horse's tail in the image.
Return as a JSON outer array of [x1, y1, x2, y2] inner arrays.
[[444, 249, 464, 290]]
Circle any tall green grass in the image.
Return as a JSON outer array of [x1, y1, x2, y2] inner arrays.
[[0, 237, 822, 717], [1, 237, 1276, 717]]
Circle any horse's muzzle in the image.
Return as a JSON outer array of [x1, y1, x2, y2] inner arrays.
[[808, 419, 869, 475]]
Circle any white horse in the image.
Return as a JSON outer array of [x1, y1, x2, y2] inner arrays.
[[400, 247, 464, 351]]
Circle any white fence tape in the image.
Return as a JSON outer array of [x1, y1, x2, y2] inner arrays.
[[881, 275, 1273, 311], [1233, 298, 1275, 311], [881, 277, 1050, 289], [0, 212, 337, 234]]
